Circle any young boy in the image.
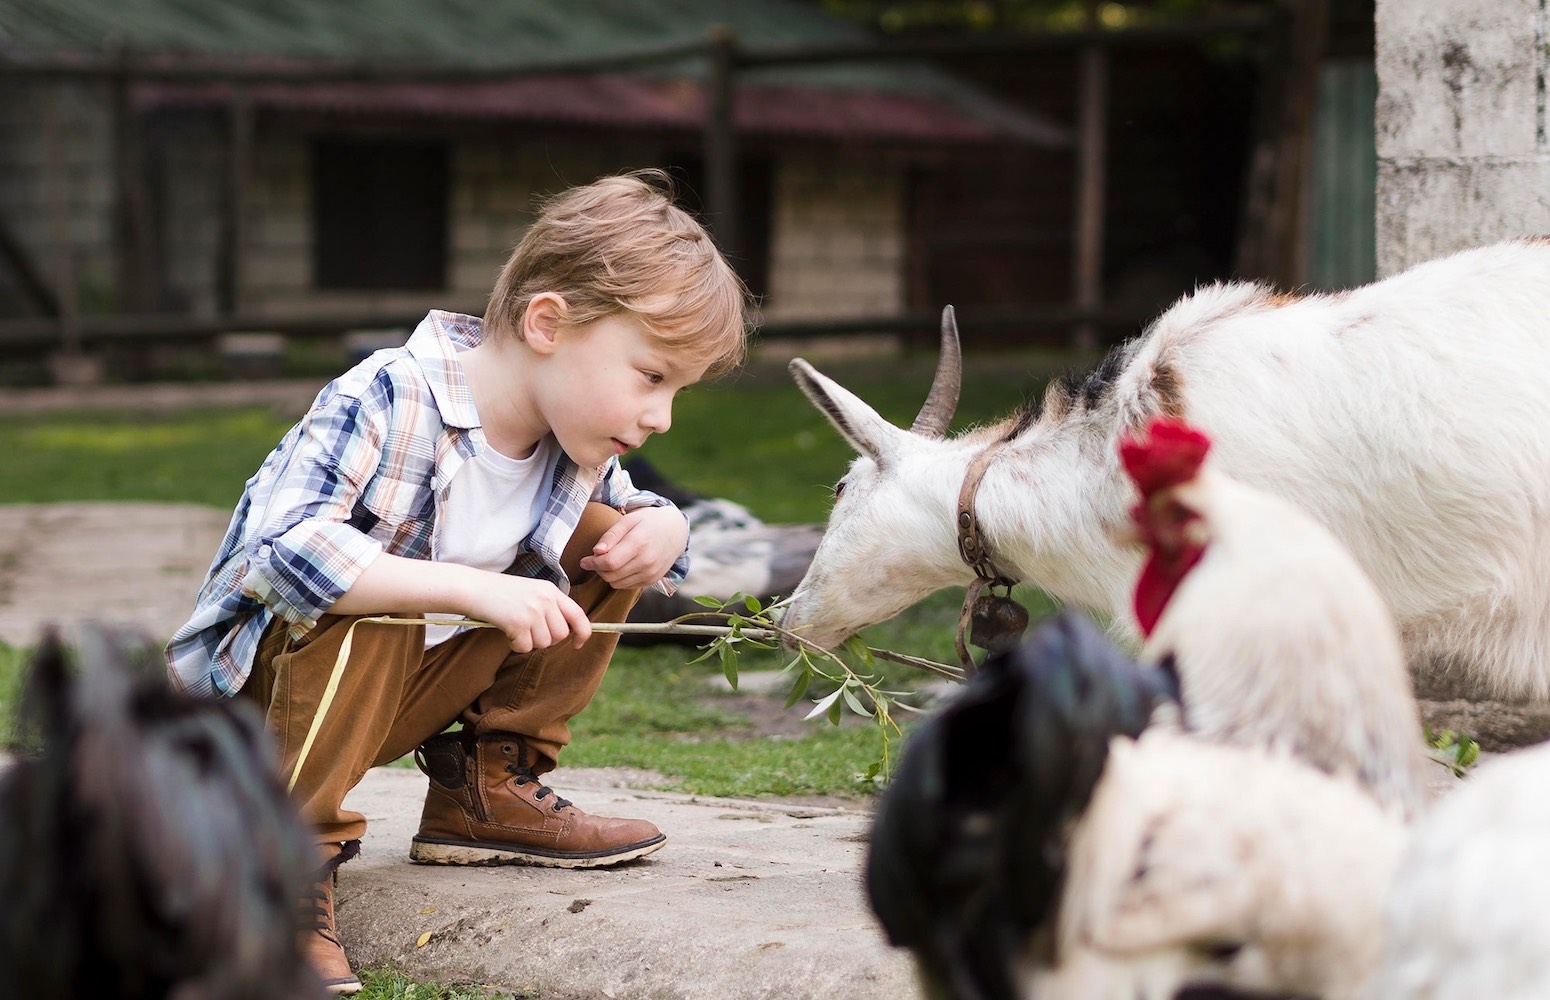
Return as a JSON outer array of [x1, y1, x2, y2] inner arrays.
[[165, 170, 749, 993]]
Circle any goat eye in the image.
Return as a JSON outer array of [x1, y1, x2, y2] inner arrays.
[[832, 480, 847, 499]]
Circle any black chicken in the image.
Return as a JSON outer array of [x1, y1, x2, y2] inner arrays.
[[865, 609, 1178, 1000], [0, 624, 324, 999]]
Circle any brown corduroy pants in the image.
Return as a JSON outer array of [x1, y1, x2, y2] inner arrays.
[[240, 503, 641, 844]]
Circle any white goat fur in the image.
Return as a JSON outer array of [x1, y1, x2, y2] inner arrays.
[[1026, 732, 1550, 1000], [785, 240, 1550, 697]]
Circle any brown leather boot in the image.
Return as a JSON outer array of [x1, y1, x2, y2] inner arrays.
[[409, 729, 666, 868], [300, 841, 362, 995]]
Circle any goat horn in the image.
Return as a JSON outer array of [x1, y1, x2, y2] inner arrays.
[[910, 305, 963, 437]]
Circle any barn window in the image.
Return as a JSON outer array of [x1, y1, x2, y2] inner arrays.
[[312, 139, 448, 290]]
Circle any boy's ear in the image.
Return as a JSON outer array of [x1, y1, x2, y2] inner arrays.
[[522, 293, 569, 355]]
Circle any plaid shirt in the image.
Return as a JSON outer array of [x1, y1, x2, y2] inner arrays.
[[165, 310, 687, 699]]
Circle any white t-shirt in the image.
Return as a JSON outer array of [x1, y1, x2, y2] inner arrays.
[[424, 436, 557, 647]]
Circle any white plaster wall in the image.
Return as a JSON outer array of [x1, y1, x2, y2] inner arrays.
[[1375, 0, 1550, 273]]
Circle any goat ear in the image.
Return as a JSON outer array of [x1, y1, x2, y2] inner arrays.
[[789, 359, 905, 465]]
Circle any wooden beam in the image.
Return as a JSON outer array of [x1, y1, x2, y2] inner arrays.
[[0, 208, 61, 316], [1234, 0, 1330, 285], [219, 86, 254, 315], [41, 87, 79, 354], [704, 25, 740, 262], [111, 60, 158, 311], [1070, 0, 1111, 350]]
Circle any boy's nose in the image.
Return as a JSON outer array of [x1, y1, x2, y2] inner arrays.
[[643, 399, 672, 434]]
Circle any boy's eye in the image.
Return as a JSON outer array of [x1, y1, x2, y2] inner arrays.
[[643, 371, 664, 385]]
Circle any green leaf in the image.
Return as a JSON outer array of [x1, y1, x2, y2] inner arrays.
[[1456, 732, 1480, 768], [783, 668, 812, 709], [842, 688, 873, 717], [804, 689, 841, 721], [686, 644, 718, 665], [826, 694, 844, 726], [743, 594, 762, 613], [719, 644, 739, 691], [693, 595, 724, 608]]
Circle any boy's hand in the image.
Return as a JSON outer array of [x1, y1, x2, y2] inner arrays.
[[579, 505, 689, 591], [468, 574, 592, 653]]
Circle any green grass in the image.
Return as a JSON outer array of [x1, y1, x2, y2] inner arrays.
[[354, 965, 540, 999], [0, 351, 1080, 798], [0, 407, 296, 508]]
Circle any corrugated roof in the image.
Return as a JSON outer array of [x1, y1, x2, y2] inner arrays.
[[0, 0, 1068, 146], [133, 74, 1033, 145]]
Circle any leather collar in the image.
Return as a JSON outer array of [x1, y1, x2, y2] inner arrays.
[[955, 440, 1016, 587], [954, 440, 1019, 671]]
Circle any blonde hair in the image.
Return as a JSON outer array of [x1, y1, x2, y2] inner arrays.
[[486, 169, 750, 376]]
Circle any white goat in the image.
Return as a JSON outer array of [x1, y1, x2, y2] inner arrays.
[[783, 239, 1550, 697]]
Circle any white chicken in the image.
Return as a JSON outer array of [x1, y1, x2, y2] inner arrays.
[[1118, 416, 1432, 817], [1364, 738, 1550, 999], [1041, 733, 1550, 1000]]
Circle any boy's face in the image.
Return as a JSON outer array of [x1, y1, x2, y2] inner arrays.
[[537, 312, 710, 468]]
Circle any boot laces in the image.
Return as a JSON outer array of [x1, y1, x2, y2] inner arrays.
[[300, 881, 341, 942], [505, 762, 572, 811]]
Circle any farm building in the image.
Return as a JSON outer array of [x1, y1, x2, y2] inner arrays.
[[0, 0, 1373, 378]]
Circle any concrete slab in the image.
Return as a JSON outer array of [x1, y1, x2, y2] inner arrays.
[[0, 502, 230, 649], [339, 767, 915, 999]]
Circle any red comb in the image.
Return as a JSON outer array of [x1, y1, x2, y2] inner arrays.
[[1119, 416, 1212, 496]]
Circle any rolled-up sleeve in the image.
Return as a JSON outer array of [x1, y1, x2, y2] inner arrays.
[[240, 392, 388, 630], [594, 459, 691, 590]]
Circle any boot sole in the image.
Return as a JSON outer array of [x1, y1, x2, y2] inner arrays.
[[408, 832, 667, 868]]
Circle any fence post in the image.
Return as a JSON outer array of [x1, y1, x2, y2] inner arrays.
[[1070, 0, 1110, 351], [704, 25, 740, 262]]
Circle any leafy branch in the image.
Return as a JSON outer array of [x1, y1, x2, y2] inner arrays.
[[671, 593, 963, 785], [1424, 728, 1481, 778], [313, 604, 960, 788]]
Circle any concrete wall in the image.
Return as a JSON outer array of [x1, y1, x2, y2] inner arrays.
[[1375, 0, 1550, 274]]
